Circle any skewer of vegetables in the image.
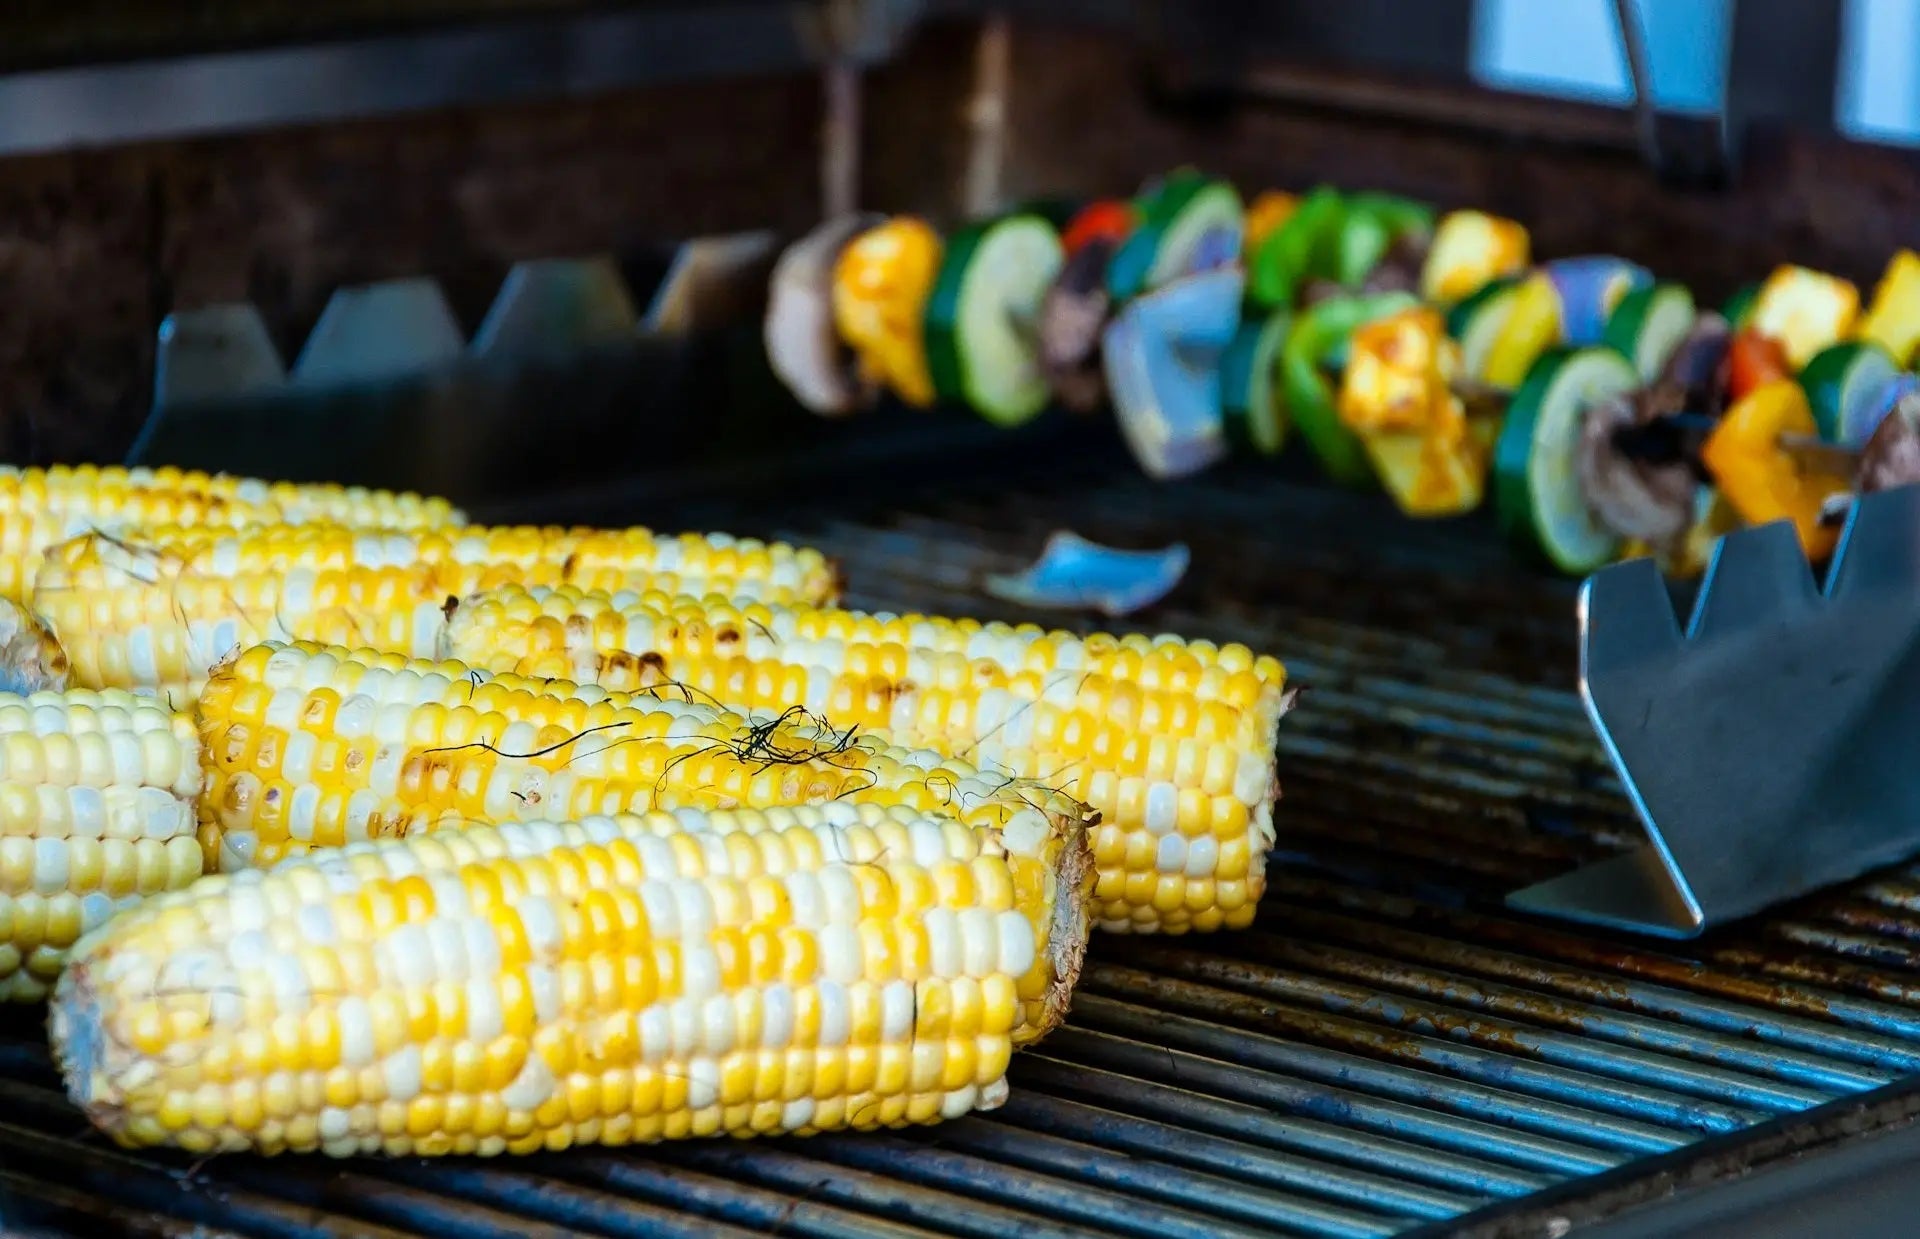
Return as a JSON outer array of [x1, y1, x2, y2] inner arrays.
[[763, 170, 1920, 580]]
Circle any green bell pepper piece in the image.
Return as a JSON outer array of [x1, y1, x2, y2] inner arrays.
[[1249, 185, 1344, 309], [1334, 192, 1436, 287], [1281, 290, 1422, 486]]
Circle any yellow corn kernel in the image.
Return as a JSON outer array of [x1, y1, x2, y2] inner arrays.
[[447, 586, 1293, 935], [50, 805, 1088, 1157], [0, 687, 205, 1001], [34, 523, 840, 702]]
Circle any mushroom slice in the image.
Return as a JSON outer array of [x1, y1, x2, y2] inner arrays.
[[1658, 311, 1733, 412], [1577, 390, 1697, 545], [1039, 235, 1117, 413], [1859, 383, 1920, 494], [765, 214, 884, 416]]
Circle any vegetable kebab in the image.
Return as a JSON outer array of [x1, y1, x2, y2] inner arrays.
[[766, 171, 1920, 579]]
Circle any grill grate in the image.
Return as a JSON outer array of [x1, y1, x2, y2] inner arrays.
[[7, 455, 1920, 1238]]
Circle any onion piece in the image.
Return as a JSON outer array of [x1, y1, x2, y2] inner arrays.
[[983, 531, 1189, 617], [1038, 236, 1117, 413], [1859, 384, 1920, 494], [1546, 256, 1653, 347]]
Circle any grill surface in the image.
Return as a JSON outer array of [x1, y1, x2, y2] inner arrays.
[[7, 444, 1920, 1237]]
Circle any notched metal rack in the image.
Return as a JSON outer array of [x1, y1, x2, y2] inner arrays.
[[1513, 486, 1920, 938]]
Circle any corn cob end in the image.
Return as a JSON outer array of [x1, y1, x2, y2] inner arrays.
[[1034, 801, 1096, 1036], [0, 596, 69, 694]]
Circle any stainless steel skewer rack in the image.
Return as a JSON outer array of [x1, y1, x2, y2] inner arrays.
[[1511, 485, 1920, 938]]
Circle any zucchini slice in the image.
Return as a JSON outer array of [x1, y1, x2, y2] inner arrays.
[[1221, 309, 1293, 456], [1446, 276, 1521, 385], [1106, 173, 1244, 302], [1494, 346, 1641, 573], [1800, 339, 1898, 443], [1721, 281, 1760, 330], [924, 213, 1065, 427], [1603, 283, 1697, 382]]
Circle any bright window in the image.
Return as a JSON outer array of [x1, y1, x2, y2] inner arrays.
[[1470, 0, 1731, 115], [1837, 0, 1920, 144]]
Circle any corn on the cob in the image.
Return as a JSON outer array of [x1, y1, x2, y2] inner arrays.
[[0, 688, 204, 1002], [0, 596, 70, 695], [447, 586, 1294, 934], [196, 638, 1084, 867], [51, 802, 1088, 1157], [194, 640, 1091, 1040], [0, 465, 463, 604], [35, 523, 840, 703]]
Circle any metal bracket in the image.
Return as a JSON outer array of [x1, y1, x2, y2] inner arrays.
[[790, 0, 922, 67], [790, 0, 924, 219], [1509, 484, 1920, 938], [1610, 0, 1733, 190]]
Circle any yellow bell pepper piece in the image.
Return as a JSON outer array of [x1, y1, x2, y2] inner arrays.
[[1242, 191, 1299, 262], [1855, 249, 1920, 366], [1420, 209, 1530, 304], [1747, 264, 1860, 369], [1700, 380, 1852, 560], [832, 217, 944, 407], [1339, 307, 1452, 434], [1361, 408, 1490, 518], [1482, 273, 1561, 390], [1337, 307, 1487, 516]]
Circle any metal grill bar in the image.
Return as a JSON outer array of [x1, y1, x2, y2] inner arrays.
[[1010, 1055, 1555, 1195], [1063, 985, 1733, 1144], [7, 458, 1920, 1237], [984, 1092, 1481, 1221]]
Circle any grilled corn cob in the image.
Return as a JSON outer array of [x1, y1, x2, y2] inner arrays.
[[446, 586, 1293, 933], [195, 640, 1091, 1041], [0, 465, 462, 604], [51, 803, 1089, 1156], [197, 639, 1085, 867], [0, 688, 204, 1001], [35, 523, 840, 703]]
